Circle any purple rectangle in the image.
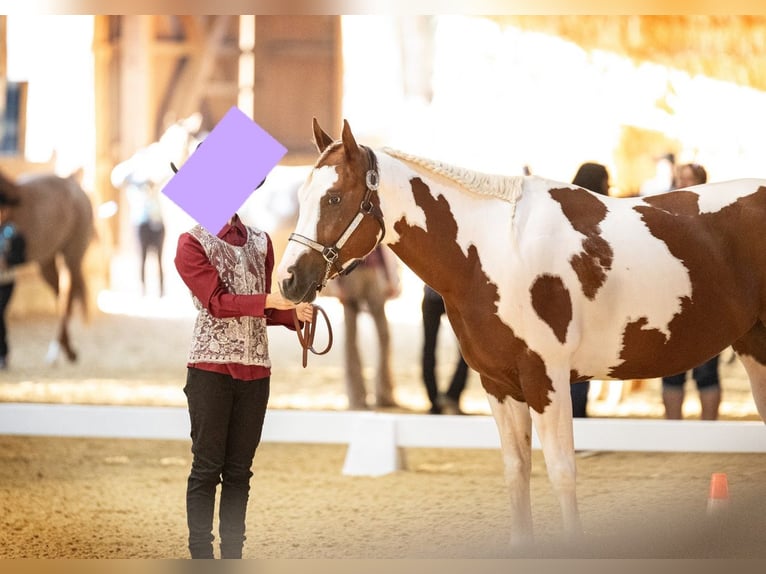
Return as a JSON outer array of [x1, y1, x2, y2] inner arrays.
[[161, 106, 288, 235]]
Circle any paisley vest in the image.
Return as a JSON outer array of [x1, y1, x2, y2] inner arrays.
[[186, 224, 270, 368]]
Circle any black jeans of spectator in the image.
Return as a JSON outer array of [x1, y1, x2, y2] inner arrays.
[[422, 290, 468, 412], [0, 282, 15, 360], [183, 367, 270, 559]]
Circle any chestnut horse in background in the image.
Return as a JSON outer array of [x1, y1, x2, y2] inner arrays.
[[0, 169, 93, 363], [276, 118, 766, 548]]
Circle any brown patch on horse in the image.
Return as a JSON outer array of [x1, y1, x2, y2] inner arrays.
[[314, 141, 381, 263], [391, 177, 554, 412], [732, 321, 766, 365], [530, 274, 572, 344], [611, 186, 766, 378], [549, 187, 613, 299], [570, 370, 591, 383], [641, 190, 701, 215]]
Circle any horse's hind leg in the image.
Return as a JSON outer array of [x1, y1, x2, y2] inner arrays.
[[38, 259, 60, 297], [732, 322, 766, 421], [38, 260, 64, 364], [529, 371, 581, 541], [487, 391, 534, 548], [57, 251, 88, 363]]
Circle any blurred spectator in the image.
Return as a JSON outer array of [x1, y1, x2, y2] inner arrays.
[[330, 245, 401, 410], [421, 284, 470, 415], [661, 162, 721, 420], [0, 197, 27, 369], [569, 162, 611, 417]]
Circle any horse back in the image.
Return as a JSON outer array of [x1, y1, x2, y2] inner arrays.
[[526, 178, 766, 380], [14, 173, 94, 264]]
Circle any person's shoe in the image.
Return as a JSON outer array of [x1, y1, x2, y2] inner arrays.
[[440, 394, 464, 415], [188, 543, 215, 559], [220, 544, 242, 559], [375, 397, 400, 409], [0, 356, 7, 369], [428, 404, 442, 415]]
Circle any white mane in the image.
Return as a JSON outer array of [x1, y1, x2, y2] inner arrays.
[[382, 147, 525, 205]]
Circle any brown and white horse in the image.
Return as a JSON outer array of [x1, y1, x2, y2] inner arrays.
[[0, 169, 94, 362], [276, 119, 766, 546]]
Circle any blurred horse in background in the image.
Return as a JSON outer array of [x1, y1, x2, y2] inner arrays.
[[0, 168, 93, 363], [111, 113, 203, 297]]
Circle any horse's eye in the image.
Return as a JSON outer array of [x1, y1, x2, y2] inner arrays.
[[328, 195, 341, 205]]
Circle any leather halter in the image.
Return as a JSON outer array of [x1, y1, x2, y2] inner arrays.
[[288, 146, 386, 289]]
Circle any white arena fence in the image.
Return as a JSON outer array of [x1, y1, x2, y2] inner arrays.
[[0, 403, 764, 476]]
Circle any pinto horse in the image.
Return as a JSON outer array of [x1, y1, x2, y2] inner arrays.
[[0, 168, 94, 362], [276, 119, 766, 546]]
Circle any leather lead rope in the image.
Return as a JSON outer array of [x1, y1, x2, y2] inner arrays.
[[293, 304, 333, 368]]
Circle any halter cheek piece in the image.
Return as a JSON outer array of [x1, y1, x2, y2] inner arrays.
[[288, 146, 386, 289]]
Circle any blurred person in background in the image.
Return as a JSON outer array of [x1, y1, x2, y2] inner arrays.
[[661, 162, 721, 420], [569, 162, 611, 417], [0, 195, 26, 369]]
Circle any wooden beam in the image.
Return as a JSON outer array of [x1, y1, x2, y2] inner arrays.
[[0, 15, 7, 125], [92, 15, 120, 248], [161, 15, 233, 126]]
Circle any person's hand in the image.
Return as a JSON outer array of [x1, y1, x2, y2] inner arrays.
[[295, 302, 314, 323], [265, 292, 299, 310]]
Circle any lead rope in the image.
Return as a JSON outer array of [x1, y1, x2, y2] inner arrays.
[[292, 304, 333, 368]]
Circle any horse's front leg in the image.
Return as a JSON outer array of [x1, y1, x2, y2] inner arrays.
[[57, 317, 77, 362], [530, 368, 582, 540], [487, 390, 534, 548]]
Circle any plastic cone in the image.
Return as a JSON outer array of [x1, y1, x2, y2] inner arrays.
[[706, 472, 729, 515]]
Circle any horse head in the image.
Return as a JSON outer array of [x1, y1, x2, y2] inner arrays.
[[111, 113, 203, 190], [276, 119, 386, 303]]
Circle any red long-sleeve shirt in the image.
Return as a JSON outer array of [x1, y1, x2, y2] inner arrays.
[[174, 214, 296, 380]]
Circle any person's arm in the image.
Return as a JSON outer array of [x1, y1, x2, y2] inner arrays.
[[174, 232, 267, 318], [265, 233, 306, 331]]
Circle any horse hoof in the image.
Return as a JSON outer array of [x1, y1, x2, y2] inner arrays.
[[45, 341, 61, 365]]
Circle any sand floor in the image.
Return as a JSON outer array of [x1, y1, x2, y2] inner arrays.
[[1, 285, 764, 559]]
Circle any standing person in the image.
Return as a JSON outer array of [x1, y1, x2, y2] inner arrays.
[[331, 244, 400, 410], [174, 211, 314, 559], [640, 152, 676, 196], [569, 162, 611, 417], [421, 284, 470, 415], [0, 197, 26, 369], [661, 162, 721, 420], [128, 178, 166, 297]]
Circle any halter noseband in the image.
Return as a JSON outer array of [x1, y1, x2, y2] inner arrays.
[[288, 146, 386, 289]]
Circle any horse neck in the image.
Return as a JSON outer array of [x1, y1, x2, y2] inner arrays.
[[376, 150, 478, 299]]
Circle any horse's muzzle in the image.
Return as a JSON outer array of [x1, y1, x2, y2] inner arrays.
[[280, 268, 319, 303]]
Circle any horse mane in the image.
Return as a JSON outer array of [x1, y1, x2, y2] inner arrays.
[[382, 147, 525, 205]]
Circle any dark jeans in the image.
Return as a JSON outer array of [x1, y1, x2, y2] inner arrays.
[[0, 282, 15, 360], [570, 381, 590, 418], [137, 221, 165, 295], [183, 367, 270, 559], [662, 355, 720, 389], [422, 287, 468, 413]]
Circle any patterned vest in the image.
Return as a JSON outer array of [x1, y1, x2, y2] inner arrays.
[[186, 224, 271, 368]]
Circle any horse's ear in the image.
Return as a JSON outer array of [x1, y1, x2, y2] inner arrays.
[[341, 119, 360, 159], [312, 117, 334, 153]]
